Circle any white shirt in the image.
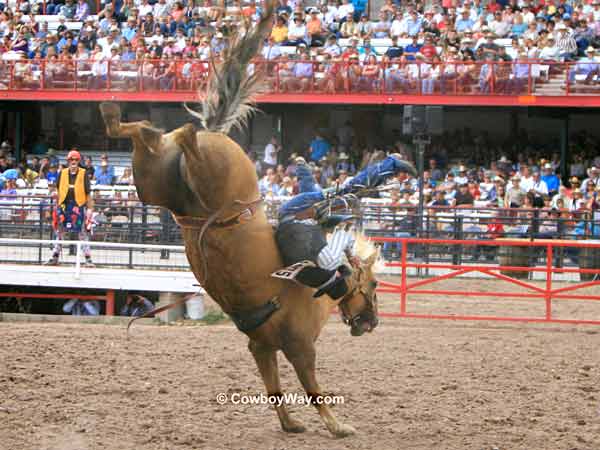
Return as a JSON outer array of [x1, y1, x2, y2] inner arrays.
[[287, 22, 306, 40], [539, 45, 560, 61], [531, 179, 548, 195], [520, 175, 534, 192], [262, 44, 282, 60], [337, 3, 354, 20], [263, 143, 278, 165], [390, 19, 406, 37], [138, 2, 153, 16], [551, 193, 572, 209]]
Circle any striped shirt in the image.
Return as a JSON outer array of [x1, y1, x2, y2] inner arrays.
[[317, 229, 355, 271], [556, 33, 577, 54]]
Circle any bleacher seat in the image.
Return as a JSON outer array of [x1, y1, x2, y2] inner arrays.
[[54, 149, 133, 178]]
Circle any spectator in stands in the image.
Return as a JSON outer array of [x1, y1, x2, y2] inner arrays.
[[45, 149, 94, 267], [308, 8, 327, 46], [287, 13, 308, 46], [82, 156, 95, 180], [95, 153, 115, 185], [259, 168, 280, 196], [63, 298, 100, 316], [263, 136, 281, 170], [309, 132, 331, 162], [506, 175, 526, 207], [453, 182, 475, 206], [74, 0, 89, 22], [539, 36, 561, 61], [340, 12, 359, 38], [542, 163, 560, 196], [277, 176, 295, 196], [0, 177, 17, 195], [117, 167, 134, 185], [567, 46, 600, 85], [556, 23, 577, 60], [120, 294, 154, 317], [46, 161, 59, 185]]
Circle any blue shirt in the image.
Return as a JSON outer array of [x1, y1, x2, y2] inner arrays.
[[511, 23, 527, 36], [309, 138, 331, 161], [404, 43, 422, 61], [95, 165, 115, 185], [455, 18, 474, 32], [405, 18, 422, 37], [46, 171, 59, 185], [351, 0, 367, 14], [542, 174, 560, 192]]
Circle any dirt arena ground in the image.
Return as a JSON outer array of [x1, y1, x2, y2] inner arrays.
[[2, 279, 600, 450]]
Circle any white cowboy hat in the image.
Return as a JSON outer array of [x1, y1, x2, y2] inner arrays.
[[338, 152, 349, 160]]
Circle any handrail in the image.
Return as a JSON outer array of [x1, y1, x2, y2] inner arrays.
[[1, 57, 598, 97]]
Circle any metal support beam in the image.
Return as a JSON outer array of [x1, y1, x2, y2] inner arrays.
[[560, 114, 569, 181], [14, 111, 22, 162]]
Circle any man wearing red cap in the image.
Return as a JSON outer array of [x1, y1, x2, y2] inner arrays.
[[45, 149, 95, 267]]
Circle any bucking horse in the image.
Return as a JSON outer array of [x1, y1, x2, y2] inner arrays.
[[100, 2, 384, 437]]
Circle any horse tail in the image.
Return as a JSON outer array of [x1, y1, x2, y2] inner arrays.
[[185, 0, 275, 134]]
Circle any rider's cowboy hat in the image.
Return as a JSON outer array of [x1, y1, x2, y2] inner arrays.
[[338, 152, 349, 160]]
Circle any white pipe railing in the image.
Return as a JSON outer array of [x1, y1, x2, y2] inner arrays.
[[0, 238, 185, 251]]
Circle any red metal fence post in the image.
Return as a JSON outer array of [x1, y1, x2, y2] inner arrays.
[[400, 239, 407, 315], [106, 289, 115, 316], [545, 243, 553, 321]]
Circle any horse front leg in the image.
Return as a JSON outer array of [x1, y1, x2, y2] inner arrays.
[[248, 340, 306, 433], [283, 342, 356, 438]]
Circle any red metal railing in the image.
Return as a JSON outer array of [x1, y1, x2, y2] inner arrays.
[[373, 237, 600, 325], [0, 290, 115, 315], [1, 58, 598, 97]]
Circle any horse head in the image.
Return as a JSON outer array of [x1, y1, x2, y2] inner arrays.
[[338, 237, 380, 337]]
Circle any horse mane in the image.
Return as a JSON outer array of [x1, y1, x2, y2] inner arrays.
[[352, 232, 382, 267], [185, 1, 275, 134]]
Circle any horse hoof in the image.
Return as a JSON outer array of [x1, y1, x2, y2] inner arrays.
[[282, 420, 306, 433], [333, 423, 356, 438]]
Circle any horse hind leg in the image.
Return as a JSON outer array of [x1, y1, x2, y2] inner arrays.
[[248, 340, 306, 433], [283, 342, 356, 438]]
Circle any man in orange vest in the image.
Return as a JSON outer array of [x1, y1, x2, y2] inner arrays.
[[45, 149, 95, 267]]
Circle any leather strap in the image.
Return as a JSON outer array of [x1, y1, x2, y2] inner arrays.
[[227, 297, 281, 333], [172, 199, 262, 230]]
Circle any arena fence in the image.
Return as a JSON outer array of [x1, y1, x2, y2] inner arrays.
[[373, 237, 600, 326], [1, 195, 599, 247], [3, 236, 600, 324], [0, 237, 188, 270]]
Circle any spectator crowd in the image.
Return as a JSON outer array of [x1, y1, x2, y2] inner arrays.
[[0, 142, 135, 193], [0, 0, 599, 92], [253, 125, 600, 235]]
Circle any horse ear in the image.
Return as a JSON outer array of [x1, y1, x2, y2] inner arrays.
[[364, 248, 379, 268]]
